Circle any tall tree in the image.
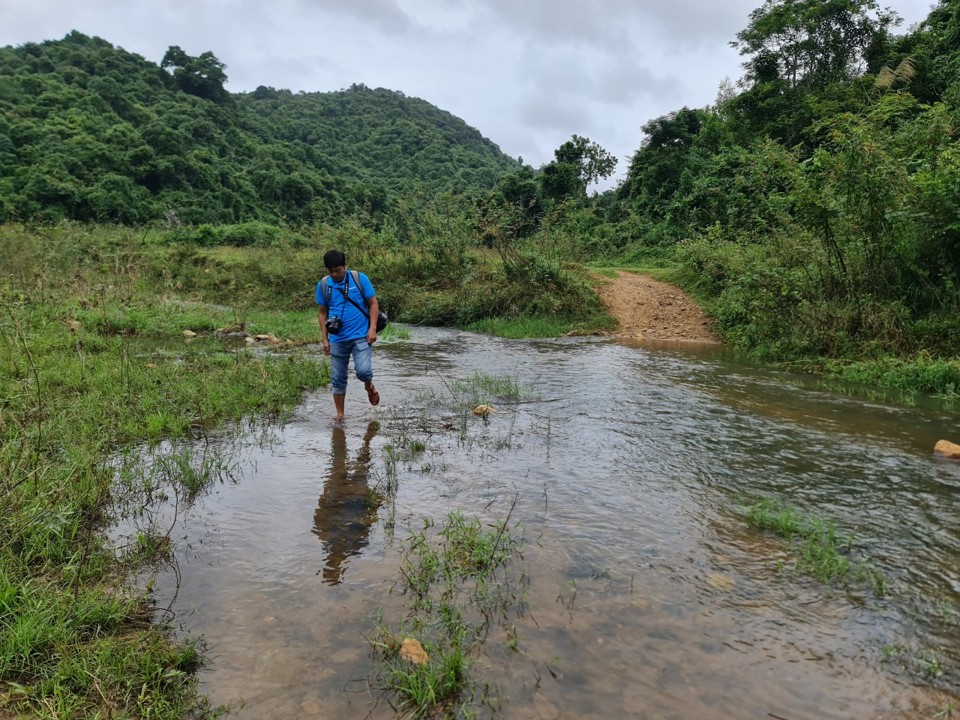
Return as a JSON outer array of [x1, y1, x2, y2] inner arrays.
[[540, 135, 616, 200], [733, 0, 900, 88], [620, 108, 708, 216], [161, 46, 229, 103]]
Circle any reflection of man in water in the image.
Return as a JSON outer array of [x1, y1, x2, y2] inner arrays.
[[312, 421, 381, 585]]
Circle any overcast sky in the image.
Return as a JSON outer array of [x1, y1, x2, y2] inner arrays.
[[0, 0, 937, 189]]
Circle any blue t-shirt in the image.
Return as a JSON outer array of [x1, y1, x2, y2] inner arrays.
[[316, 270, 376, 343]]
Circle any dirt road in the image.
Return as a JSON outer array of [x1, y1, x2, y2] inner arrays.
[[594, 270, 719, 343]]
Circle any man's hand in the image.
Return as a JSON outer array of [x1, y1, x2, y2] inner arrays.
[[318, 307, 329, 355], [367, 330, 377, 345]]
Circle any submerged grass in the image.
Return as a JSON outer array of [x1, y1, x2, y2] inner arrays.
[[744, 499, 885, 594], [448, 371, 536, 413], [452, 371, 524, 403], [370, 509, 525, 718]]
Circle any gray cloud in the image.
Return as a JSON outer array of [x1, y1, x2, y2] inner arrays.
[[519, 93, 592, 134], [305, 0, 415, 35], [466, 0, 758, 51], [517, 46, 679, 107]]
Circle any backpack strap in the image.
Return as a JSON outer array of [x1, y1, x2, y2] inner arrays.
[[350, 270, 368, 305], [321, 275, 331, 305], [340, 271, 372, 316]]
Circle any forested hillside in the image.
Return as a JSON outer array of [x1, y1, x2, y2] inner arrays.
[[480, 0, 960, 378], [0, 31, 519, 225], [240, 85, 516, 197]]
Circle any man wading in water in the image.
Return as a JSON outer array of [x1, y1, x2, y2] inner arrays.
[[316, 249, 381, 422]]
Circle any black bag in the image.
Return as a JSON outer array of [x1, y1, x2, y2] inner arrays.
[[323, 270, 388, 332]]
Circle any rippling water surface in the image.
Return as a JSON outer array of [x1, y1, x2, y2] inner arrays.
[[116, 328, 960, 719]]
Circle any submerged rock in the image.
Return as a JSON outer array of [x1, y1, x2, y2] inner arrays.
[[934, 439, 960, 460]]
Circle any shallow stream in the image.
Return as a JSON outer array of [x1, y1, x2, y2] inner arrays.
[[115, 327, 960, 719]]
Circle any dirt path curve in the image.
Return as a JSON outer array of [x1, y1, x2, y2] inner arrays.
[[594, 270, 720, 344]]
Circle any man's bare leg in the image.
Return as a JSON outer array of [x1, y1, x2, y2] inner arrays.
[[333, 392, 345, 421]]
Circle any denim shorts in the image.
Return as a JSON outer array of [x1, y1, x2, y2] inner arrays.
[[329, 338, 373, 395]]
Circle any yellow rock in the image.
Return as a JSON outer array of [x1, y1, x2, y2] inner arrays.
[[399, 637, 428, 665], [934, 439, 960, 460], [473, 404, 495, 417]]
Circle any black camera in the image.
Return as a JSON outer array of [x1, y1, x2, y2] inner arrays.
[[325, 317, 343, 334]]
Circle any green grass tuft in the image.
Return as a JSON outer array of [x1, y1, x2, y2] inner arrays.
[[745, 499, 885, 593]]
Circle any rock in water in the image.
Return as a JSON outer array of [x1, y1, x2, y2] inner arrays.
[[399, 637, 428, 665], [934, 439, 960, 460]]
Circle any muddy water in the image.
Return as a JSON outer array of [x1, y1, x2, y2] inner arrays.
[[121, 328, 960, 719]]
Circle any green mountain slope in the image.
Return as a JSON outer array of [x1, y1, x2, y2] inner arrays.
[[242, 84, 518, 197], [0, 32, 519, 225]]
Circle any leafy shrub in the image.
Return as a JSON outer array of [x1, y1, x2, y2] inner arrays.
[[220, 222, 282, 247]]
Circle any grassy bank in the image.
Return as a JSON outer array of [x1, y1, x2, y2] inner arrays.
[[634, 262, 960, 399], [134, 222, 612, 337]]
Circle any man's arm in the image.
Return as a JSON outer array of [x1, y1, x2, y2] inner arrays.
[[366, 296, 379, 345], [318, 304, 330, 354], [316, 278, 331, 354]]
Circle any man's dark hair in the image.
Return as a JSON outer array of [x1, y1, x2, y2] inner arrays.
[[323, 249, 346, 270]]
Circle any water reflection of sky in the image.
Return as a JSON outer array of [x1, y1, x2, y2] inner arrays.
[[118, 326, 960, 718]]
